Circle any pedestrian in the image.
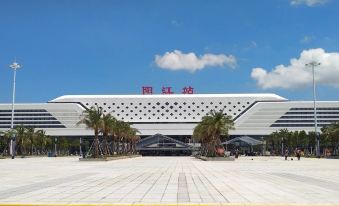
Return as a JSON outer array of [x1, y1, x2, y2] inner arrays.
[[296, 148, 301, 160], [284, 149, 289, 160], [235, 149, 239, 159]]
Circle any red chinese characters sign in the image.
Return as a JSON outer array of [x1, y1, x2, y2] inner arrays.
[[142, 86, 153, 95], [182, 86, 194, 94], [162, 86, 174, 94], [142, 86, 194, 94]]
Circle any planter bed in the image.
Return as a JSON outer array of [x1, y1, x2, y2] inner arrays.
[[79, 155, 141, 161], [196, 155, 235, 161]]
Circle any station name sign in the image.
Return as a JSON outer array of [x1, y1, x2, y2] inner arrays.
[[142, 86, 194, 95]]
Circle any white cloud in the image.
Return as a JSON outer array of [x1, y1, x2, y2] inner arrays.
[[300, 35, 315, 43], [251, 48, 339, 89], [250, 41, 257, 48], [171, 20, 181, 26], [154, 50, 237, 72], [290, 0, 328, 6], [244, 41, 258, 51]]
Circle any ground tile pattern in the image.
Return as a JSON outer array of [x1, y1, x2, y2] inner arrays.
[[0, 156, 339, 204]]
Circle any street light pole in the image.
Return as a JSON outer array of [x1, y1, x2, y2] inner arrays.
[[54, 137, 57, 157], [306, 61, 321, 158], [9, 60, 22, 159], [80, 137, 83, 157], [281, 137, 284, 156]]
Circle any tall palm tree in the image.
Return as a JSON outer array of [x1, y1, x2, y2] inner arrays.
[[35, 129, 48, 154], [125, 127, 140, 154], [265, 131, 279, 153], [77, 106, 103, 158], [129, 135, 140, 154], [193, 110, 234, 157], [112, 120, 126, 154], [26, 127, 35, 155], [321, 122, 339, 152], [119, 121, 131, 155], [15, 125, 28, 155], [110, 119, 119, 155], [122, 122, 139, 154], [1, 130, 12, 156], [111, 120, 139, 155], [100, 114, 116, 156]]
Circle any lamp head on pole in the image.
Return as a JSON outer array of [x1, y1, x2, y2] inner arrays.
[[305, 61, 321, 67], [9, 61, 22, 71]]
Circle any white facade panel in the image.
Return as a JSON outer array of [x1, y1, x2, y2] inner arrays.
[[0, 94, 338, 137], [49, 93, 286, 123], [234, 101, 339, 135]]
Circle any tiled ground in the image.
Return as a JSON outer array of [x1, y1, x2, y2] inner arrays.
[[0, 156, 339, 204]]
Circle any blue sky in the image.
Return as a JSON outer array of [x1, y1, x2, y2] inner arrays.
[[1, 0, 339, 103]]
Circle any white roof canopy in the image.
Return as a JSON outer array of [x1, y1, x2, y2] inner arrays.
[[50, 93, 287, 103]]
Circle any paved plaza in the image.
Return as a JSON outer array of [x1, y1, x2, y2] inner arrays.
[[0, 156, 339, 205]]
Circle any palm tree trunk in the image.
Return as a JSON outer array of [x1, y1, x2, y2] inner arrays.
[[123, 140, 126, 155], [133, 142, 136, 154], [112, 140, 116, 155], [116, 140, 119, 155], [123, 141, 126, 155], [103, 132, 108, 157], [31, 140, 34, 155], [118, 138, 122, 155], [116, 139, 119, 155], [94, 130, 99, 158], [129, 141, 132, 154], [126, 141, 129, 154], [129, 142, 132, 154]]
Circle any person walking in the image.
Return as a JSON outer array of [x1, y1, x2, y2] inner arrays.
[[296, 148, 301, 160], [284, 148, 289, 160]]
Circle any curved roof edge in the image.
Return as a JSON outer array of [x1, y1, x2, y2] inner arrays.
[[49, 93, 287, 102]]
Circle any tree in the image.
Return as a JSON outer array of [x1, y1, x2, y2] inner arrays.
[[58, 137, 70, 155], [321, 122, 339, 155], [308, 131, 317, 155], [125, 127, 140, 154], [278, 128, 292, 150], [266, 129, 325, 156], [14, 125, 29, 155], [298, 130, 308, 150], [266, 129, 299, 155], [77, 106, 103, 158], [265, 131, 280, 154], [35, 129, 49, 154], [35, 130, 43, 154], [112, 120, 128, 154], [129, 134, 140, 154], [291, 131, 300, 149], [100, 114, 116, 156], [26, 127, 35, 155], [0, 130, 12, 156], [193, 110, 234, 157], [110, 120, 139, 155]]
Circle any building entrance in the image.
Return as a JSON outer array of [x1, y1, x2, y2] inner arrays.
[[136, 133, 192, 156]]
